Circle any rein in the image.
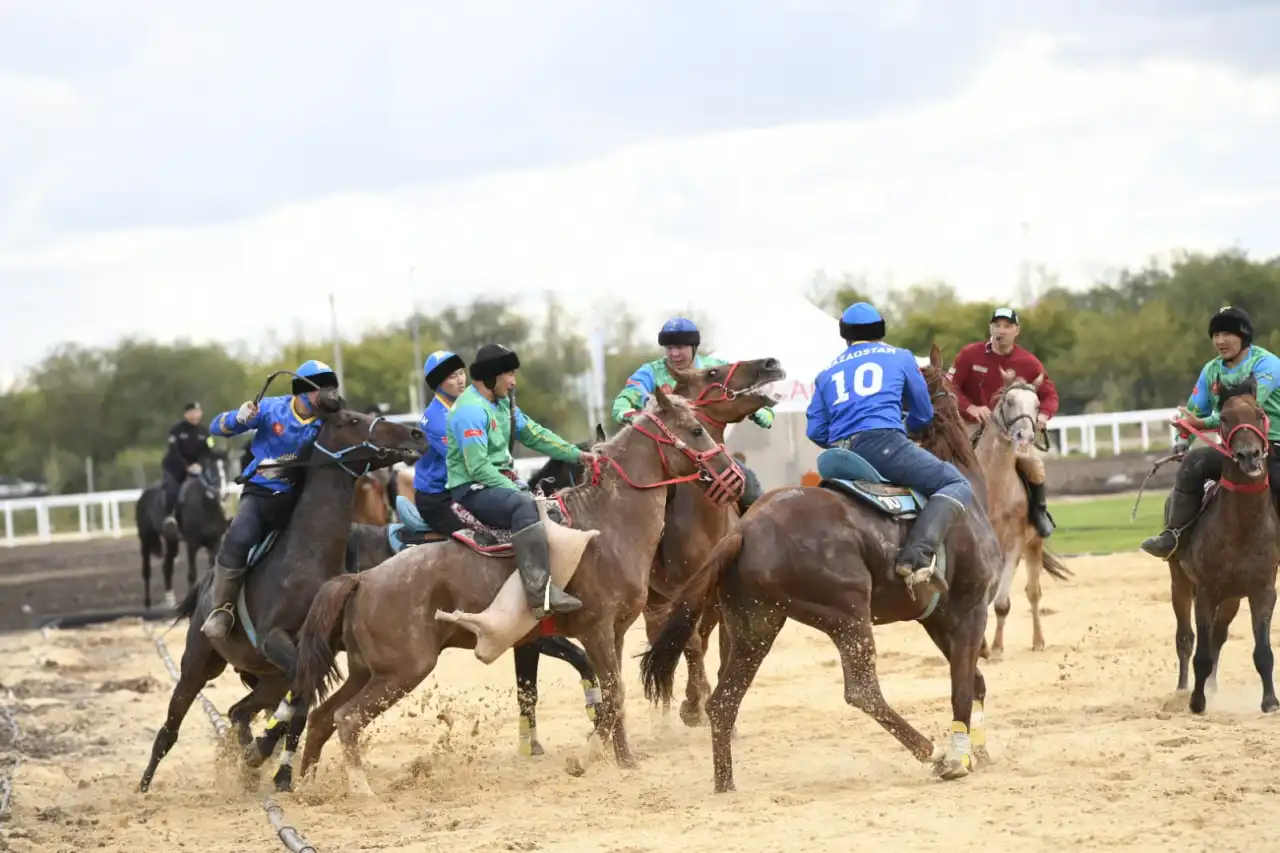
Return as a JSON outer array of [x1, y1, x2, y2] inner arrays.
[[1175, 416, 1271, 494]]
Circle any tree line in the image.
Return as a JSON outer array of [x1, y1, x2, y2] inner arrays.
[[2, 248, 1276, 494]]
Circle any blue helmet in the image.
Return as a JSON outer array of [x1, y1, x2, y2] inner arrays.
[[658, 317, 700, 348], [424, 349, 466, 391], [839, 302, 886, 342], [292, 359, 339, 395]]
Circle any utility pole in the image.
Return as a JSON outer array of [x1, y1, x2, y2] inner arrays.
[[408, 265, 424, 411], [328, 292, 345, 392]]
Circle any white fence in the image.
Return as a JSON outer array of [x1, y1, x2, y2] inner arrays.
[[0, 406, 1185, 548]]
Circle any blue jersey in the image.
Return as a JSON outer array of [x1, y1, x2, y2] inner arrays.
[[412, 393, 455, 494], [211, 395, 324, 493], [806, 341, 933, 447]]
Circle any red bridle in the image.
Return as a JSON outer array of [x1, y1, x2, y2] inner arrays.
[[1175, 416, 1272, 493], [585, 408, 746, 508], [686, 361, 749, 429]]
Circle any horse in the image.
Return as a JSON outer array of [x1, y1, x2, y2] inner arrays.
[[137, 390, 426, 793], [528, 358, 788, 727], [352, 474, 389, 524], [639, 344, 1010, 792], [288, 387, 749, 796], [136, 446, 231, 610], [969, 369, 1073, 657], [1164, 379, 1280, 714], [176, 448, 233, 591]]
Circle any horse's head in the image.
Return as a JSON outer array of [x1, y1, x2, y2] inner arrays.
[[671, 358, 787, 427], [197, 446, 231, 500], [532, 423, 606, 496], [632, 387, 745, 507], [313, 394, 428, 478], [993, 368, 1043, 453], [1218, 378, 1269, 479]]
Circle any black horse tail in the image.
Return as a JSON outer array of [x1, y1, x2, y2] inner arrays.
[[639, 530, 743, 707], [172, 571, 212, 626], [292, 573, 361, 705]]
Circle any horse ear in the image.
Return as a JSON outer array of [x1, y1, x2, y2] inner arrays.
[[595, 423, 607, 443], [1032, 372, 1044, 388], [654, 385, 674, 412], [929, 343, 942, 368], [1001, 368, 1016, 385]]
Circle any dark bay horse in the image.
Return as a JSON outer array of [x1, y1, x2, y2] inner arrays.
[[138, 389, 426, 793], [530, 358, 787, 726], [289, 388, 748, 796], [640, 344, 1006, 792], [1165, 379, 1280, 714], [136, 446, 231, 609]]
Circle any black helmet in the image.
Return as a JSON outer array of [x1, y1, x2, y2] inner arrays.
[[1209, 306, 1253, 347]]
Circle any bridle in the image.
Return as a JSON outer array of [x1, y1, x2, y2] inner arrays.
[[581, 408, 746, 508], [682, 360, 775, 430], [1175, 413, 1272, 493]]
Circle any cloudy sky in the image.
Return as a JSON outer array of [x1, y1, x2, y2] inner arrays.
[[3, 0, 1280, 383]]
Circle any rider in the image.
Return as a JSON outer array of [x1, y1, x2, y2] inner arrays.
[[446, 344, 597, 619], [610, 317, 773, 510], [1140, 306, 1280, 560], [160, 402, 212, 536], [949, 306, 1059, 538], [201, 359, 342, 639], [412, 350, 469, 536], [805, 302, 974, 594]]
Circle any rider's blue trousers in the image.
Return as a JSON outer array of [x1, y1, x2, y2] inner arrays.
[[817, 428, 973, 507]]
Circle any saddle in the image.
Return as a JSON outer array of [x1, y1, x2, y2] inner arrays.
[[814, 450, 926, 519], [389, 495, 570, 558]]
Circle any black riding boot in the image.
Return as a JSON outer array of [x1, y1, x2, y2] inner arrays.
[[736, 465, 764, 516], [1026, 480, 1055, 539], [201, 561, 245, 639], [345, 537, 359, 573], [512, 520, 581, 619], [895, 495, 965, 594], [1140, 488, 1203, 560]]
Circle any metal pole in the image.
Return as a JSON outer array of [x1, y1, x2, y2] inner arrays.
[[408, 266, 423, 411], [328, 293, 345, 392]]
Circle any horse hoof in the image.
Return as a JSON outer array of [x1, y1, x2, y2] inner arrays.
[[1189, 693, 1207, 714], [564, 756, 587, 777], [932, 756, 971, 781], [972, 746, 998, 767], [163, 591, 176, 609], [518, 741, 545, 758], [274, 772, 294, 793], [1263, 697, 1279, 713], [243, 742, 267, 768], [679, 703, 705, 728]]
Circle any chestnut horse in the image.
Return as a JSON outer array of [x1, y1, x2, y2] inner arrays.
[[970, 369, 1073, 657], [640, 345, 1005, 792], [289, 388, 749, 795], [352, 474, 389, 524], [1164, 379, 1280, 714], [528, 358, 787, 726]]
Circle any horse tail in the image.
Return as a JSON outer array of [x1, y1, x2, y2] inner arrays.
[[639, 530, 743, 707], [1041, 546, 1073, 581], [172, 571, 211, 626], [292, 573, 361, 705]]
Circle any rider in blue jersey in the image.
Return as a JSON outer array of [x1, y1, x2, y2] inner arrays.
[[201, 359, 341, 639], [805, 302, 973, 594], [412, 350, 469, 536]]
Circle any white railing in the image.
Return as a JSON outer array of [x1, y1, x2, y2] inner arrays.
[[1047, 408, 1181, 458]]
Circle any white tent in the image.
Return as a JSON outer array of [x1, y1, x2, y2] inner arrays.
[[704, 296, 929, 490]]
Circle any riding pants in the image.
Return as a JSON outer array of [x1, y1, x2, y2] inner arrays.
[[216, 488, 298, 574], [450, 484, 539, 532], [821, 428, 973, 507], [161, 467, 188, 516], [415, 489, 467, 536]]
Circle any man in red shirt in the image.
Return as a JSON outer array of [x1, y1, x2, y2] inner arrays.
[[948, 307, 1059, 538]]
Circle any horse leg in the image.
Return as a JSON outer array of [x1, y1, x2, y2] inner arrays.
[[141, 535, 153, 609], [566, 623, 631, 776], [1169, 563, 1195, 693], [138, 633, 226, 792], [298, 666, 371, 781], [921, 616, 992, 768], [162, 536, 178, 609], [334, 661, 433, 797], [1247, 584, 1278, 712], [185, 537, 199, 589], [1023, 537, 1046, 651], [513, 642, 544, 757], [706, 601, 786, 793], [680, 612, 715, 727], [273, 696, 310, 792], [1189, 590, 1217, 714], [535, 635, 600, 723], [246, 689, 304, 767], [1206, 597, 1241, 696], [988, 550, 1020, 661], [930, 603, 986, 780]]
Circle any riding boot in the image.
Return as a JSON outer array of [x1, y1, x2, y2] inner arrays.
[[512, 521, 582, 619], [895, 495, 966, 594], [736, 465, 763, 516], [201, 561, 245, 639], [162, 514, 179, 537], [1140, 487, 1203, 561], [344, 537, 359, 573], [1026, 481, 1055, 539]]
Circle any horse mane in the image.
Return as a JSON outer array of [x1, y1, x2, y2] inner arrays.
[[917, 363, 981, 473], [1217, 376, 1259, 408]]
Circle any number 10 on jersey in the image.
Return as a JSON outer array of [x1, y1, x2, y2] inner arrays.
[[832, 362, 884, 404]]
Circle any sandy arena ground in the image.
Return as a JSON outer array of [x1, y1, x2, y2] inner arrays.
[[3, 551, 1280, 852]]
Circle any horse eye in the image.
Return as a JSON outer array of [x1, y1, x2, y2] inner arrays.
[[708, 369, 718, 378], [693, 427, 704, 438]]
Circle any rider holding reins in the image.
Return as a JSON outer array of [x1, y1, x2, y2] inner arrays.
[[445, 344, 597, 619], [610, 317, 773, 511], [1141, 306, 1280, 560], [201, 359, 342, 639]]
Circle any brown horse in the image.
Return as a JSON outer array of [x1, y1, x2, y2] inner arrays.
[[352, 474, 388, 524], [1165, 380, 1280, 714], [639, 344, 1007, 792], [970, 369, 1073, 657], [289, 387, 749, 795]]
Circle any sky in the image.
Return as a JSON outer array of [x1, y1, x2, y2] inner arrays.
[[4, 0, 1280, 383]]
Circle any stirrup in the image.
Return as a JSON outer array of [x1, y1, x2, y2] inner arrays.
[[896, 560, 947, 600], [207, 602, 236, 626]]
